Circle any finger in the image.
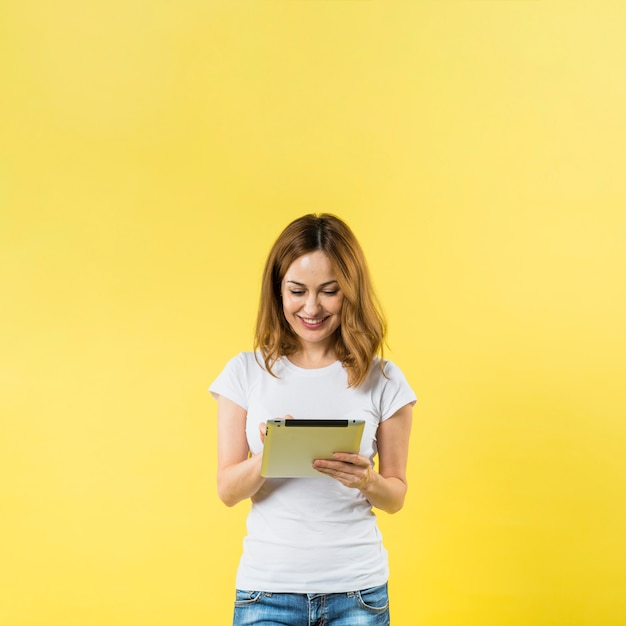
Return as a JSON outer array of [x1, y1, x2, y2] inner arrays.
[[332, 452, 369, 466], [312, 460, 341, 476], [314, 459, 363, 477], [317, 465, 366, 488], [313, 463, 347, 479], [314, 458, 372, 487], [259, 422, 267, 443]]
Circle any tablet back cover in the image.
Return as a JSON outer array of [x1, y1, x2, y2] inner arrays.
[[260, 418, 365, 478]]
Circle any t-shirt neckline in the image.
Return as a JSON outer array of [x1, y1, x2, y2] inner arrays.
[[281, 357, 343, 377]]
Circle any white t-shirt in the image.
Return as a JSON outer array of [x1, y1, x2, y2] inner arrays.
[[209, 352, 416, 593]]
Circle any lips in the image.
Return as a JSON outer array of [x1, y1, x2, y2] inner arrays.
[[299, 316, 329, 329]]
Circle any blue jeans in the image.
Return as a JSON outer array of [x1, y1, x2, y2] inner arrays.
[[232, 583, 390, 625]]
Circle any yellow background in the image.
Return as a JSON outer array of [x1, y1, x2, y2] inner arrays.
[[1, 1, 625, 624]]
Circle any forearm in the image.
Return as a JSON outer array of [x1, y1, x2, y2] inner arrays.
[[360, 470, 407, 514], [217, 452, 266, 507]]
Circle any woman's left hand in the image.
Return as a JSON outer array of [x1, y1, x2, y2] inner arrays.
[[312, 453, 375, 490]]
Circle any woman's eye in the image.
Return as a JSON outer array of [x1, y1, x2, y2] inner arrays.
[[289, 290, 305, 296], [322, 290, 338, 296]]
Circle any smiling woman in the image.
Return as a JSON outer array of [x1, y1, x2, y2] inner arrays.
[[209, 213, 416, 625], [255, 214, 388, 387]]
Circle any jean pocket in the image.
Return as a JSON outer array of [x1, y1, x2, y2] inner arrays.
[[234, 589, 263, 607], [356, 583, 390, 613]]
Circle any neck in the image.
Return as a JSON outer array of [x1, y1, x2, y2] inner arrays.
[[289, 344, 337, 369]]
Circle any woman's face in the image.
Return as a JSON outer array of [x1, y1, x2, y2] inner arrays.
[[281, 250, 344, 351]]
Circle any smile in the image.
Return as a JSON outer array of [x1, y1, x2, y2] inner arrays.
[[298, 316, 329, 328]]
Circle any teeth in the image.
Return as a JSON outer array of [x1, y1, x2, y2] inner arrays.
[[303, 318, 324, 324]]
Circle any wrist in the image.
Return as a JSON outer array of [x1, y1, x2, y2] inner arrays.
[[358, 466, 378, 493]]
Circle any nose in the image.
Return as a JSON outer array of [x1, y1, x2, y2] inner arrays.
[[303, 292, 322, 315]]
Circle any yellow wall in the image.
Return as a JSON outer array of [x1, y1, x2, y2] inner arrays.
[[2, 1, 625, 624]]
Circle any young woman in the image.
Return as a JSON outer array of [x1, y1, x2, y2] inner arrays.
[[210, 214, 416, 625]]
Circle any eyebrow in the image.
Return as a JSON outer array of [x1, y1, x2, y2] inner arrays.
[[286, 280, 339, 288]]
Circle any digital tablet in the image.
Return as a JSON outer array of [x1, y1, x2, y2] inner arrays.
[[260, 418, 365, 478]]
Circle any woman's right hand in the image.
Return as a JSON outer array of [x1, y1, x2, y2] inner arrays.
[[259, 414, 294, 444]]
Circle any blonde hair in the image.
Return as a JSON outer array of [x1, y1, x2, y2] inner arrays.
[[254, 214, 387, 387]]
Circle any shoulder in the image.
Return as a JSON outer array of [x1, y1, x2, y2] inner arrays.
[[210, 352, 270, 403], [368, 358, 417, 416], [370, 357, 408, 382], [223, 351, 274, 376], [234, 351, 255, 364]]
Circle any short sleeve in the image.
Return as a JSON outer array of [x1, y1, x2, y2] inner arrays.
[[378, 361, 417, 421], [209, 353, 249, 410]]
